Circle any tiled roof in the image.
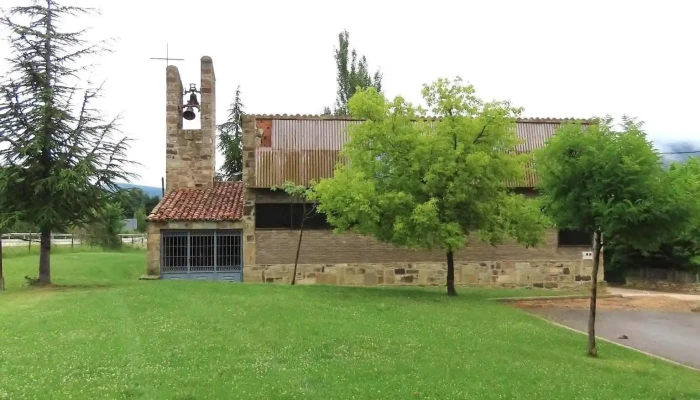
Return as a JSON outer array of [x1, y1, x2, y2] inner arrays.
[[248, 114, 596, 124], [147, 181, 245, 222]]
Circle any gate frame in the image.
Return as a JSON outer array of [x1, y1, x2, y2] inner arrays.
[[160, 229, 244, 281]]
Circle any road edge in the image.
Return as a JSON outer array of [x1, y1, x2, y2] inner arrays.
[[530, 313, 700, 373]]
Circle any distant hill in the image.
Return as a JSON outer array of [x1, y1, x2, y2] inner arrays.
[[116, 182, 163, 198]]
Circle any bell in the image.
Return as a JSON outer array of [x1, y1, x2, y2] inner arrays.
[[183, 106, 196, 121], [181, 84, 201, 121], [187, 92, 200, 108]]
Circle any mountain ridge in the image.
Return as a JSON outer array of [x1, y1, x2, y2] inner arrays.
[[116, 182, 163, 198]]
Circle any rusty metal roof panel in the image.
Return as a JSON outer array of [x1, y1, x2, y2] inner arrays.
[[515, 122, 562, 153], [268, 119, 567, 152], [252, 117, 590, 188], [255, 148, 346, 188], [271, 120, 361, 150]]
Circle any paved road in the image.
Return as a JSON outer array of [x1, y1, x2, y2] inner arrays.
[[528, 307, 700, 369]]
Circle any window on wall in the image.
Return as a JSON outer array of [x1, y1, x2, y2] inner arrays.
[[255, 203, 332, 229], [558, 229, 593, 247]]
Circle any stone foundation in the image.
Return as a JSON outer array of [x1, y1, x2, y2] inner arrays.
[[624, 278, 700, 294], [244, 260, 603, 289]]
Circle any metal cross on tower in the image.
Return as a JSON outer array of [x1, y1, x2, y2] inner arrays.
[[150, 43, 184, 67]]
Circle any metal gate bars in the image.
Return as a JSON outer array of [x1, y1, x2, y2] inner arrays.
[[160, 229, 243, 281]]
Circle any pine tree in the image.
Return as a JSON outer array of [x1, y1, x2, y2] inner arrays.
[[0, 0, 135, 284], [217, 85, 244, 180]]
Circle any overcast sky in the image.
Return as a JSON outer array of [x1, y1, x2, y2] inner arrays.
[[1, 0, 699, 187]]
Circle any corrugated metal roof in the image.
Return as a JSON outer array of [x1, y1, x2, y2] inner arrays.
[[253, 116, 592, 188], [249, 113, 594, 124], [255, 148, 345, 187], [271, 120, 360, 150]]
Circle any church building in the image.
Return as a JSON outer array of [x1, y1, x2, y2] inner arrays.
[[145, 56, 602, 288]]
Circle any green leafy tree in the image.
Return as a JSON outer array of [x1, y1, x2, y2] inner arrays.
[[618, 158, 700, 281], [113, 188, 144, 218], [535, 116, 694, 356], [272, 181, 317, 285], [0, 210, 20, 291], [85, 202, 124, 249], [111, 187, 159, 218], [311, 77, 548, 296], [328, 30, 383, 116], [135, 205, 147, 233], [218, 85, 244, 180], [144, 194, 160, 215], [0, 1, 135, 284]]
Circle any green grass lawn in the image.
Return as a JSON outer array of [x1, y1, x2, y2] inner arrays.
[[0, 252, 698, 399]]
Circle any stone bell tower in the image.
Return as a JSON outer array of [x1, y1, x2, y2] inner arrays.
[[164, 56, 216, 191]]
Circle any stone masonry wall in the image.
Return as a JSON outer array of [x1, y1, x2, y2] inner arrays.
[[248, 229, 602, 289], [242, 116, 261, 189], [165, 57, 216, 191], [146, 220, 249, 276], [624, 278, 700, 294], [245, 260, 601, 290]]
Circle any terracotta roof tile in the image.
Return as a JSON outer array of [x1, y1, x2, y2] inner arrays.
[[147, 181, 244, 222]]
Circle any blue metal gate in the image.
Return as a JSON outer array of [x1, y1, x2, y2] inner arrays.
[[160, 230, 243, 281]]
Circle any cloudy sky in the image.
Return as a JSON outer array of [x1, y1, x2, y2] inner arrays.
[[1, 0, 699, 187]]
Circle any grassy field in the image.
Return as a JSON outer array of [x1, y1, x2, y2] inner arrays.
[[0, 251, 698, 399]]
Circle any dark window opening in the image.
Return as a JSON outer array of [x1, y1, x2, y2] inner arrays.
[[255, 202, 332, 230], [558, 229, 592, 247]]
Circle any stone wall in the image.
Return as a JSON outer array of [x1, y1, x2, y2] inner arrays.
[[165, 57, 216, 192], [247, 228, 601, 288], [244, 259, 601, 290], [146, 220, 249, 276], [242, 116, 261, 189], [624, 278, 700, 293], [622, 268, 699, 293]]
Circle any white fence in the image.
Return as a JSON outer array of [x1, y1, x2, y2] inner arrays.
[[1, 233, 147, 247]]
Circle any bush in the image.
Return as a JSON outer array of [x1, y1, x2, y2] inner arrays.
[[84, 203, 124, 249]]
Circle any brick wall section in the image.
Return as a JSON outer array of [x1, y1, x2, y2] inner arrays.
[[255, 229, 587, 264], [165, 57, 216, 191]]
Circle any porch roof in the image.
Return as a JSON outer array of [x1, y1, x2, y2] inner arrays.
[[147, 181, 245, 222]]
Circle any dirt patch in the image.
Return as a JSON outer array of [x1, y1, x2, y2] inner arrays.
[[25, 283, 111, 291], [512, 296, 700, 312]]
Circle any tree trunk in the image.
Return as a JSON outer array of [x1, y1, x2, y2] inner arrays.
[[0, 235, 4, 291], [36, 1, 53, 286], [291, 204, 306, 286], [38, 227, 51, 285], [446, 250, 458, 296], [587, 231, 602, 357], [292, 222, 304, 286]]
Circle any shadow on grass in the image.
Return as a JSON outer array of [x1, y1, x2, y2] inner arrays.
[[29, 282, 111, 289], [1, 245, 145, 260], [237, 282, 563, 304], [19, 282, 115, 293]]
